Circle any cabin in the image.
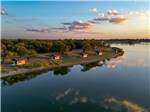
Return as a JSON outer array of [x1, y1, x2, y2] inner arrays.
[[112, 47, 119, 54], [98, 51, 103, 56], [12, 58, 28, 65], [51, 54, 61, 60], [82, 53, 88, 58], [95, 48, 103, 56]]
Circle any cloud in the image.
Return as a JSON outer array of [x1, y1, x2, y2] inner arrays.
[[94, 17, 109, 21], [51, 27, 67, 31], [56, 88, 73, 101], [26, 20, 95, 33], [1, 8, 8, 15], [88, 20, 100, 24], [127, 10, 149, 20], [61, 22, 72, 25], [109, 16, 128, 24], [26, 27, 67, 33], [27, 8, 132, 35], [26, 28, 51, 33], [90, 8, 129, 24], [104, 97, 147, 112], [107, 10, 119, 16], [92, 16, 128, 24], [123, 59, 146, 67], [106, 55, 147, 68], [63, 20, 95, 31], [54, 89, 148, 112], [90, 8, 98, 13]]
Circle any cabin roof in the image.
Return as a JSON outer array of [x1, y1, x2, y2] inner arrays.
[[51, 53, 61, 57], [81, 53, 88, 55], [12, 57, 27, 61]]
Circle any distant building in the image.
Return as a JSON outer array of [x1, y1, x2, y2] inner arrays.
[[95, 48, 103, 56], [98, 51, 103, 56], [12, 58, 28, 65], [112, 47, 119, 54], [82, 53, 88, 58], [51, 54, 61, 60]]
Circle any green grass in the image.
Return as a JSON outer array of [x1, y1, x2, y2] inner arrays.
[[1, 50, 123, 75], [61, 51, 113, 66], [1, 66, 18, 73]]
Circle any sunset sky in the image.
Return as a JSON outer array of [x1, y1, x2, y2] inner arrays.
[[1, 1, 150, 39]]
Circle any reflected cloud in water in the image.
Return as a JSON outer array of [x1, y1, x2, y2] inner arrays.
[[103, 97, 148, 112], [106, 55, 125, 69], [55, 88, 89, 104], [106, 54, 147, 69], [53, 88, 149, 112]]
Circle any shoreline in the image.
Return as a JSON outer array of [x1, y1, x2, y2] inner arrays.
[[1, 53, 123, 78]]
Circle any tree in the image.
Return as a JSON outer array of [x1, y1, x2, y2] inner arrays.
[[1, 44, 7, 57], [51, 41, 68, 53], [75, 40, 83, 49], [82, 42, 92, 52], [14, 43, 29, 56], [6, 51, 17, 59], [1, 44, 8, 63], [89, 39, 96, 48], [28, 50, 37, 57], [64, 39, 76, 51], [30, 40, 52, 53]]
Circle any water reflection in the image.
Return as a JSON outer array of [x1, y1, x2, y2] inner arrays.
[[81, 60, 105, 72], [53, 66, 71, 75], [53, 88, 148, 112], [106, 56, 125, 68], [1, 71, 47, 86], [1, 60, 107, 86]]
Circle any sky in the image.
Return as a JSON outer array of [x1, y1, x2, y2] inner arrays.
[[1, 1, 150, 39]]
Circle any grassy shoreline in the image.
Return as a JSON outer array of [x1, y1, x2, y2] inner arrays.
[[1, 51, 123, 78]]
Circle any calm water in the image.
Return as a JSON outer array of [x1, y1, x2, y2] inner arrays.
[[1, 44, 150, 112]]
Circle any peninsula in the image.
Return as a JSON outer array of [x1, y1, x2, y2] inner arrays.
[[1, 39, 124, 77]]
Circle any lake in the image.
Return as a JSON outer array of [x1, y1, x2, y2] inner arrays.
[[1, 43, 150, 112]]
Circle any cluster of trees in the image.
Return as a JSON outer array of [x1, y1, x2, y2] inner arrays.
[[1, 39, 110, 58], [106, 39, 150, 44]]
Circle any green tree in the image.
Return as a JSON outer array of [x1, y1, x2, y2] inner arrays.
[[51, 41, 68, 53], [14, 43, 29, 56], [64, 39, 76, 51], [28, 50, 37, 57], [6, 51, 17, 58], [82, 42, 92, 52], [1, 44, 8, 63]]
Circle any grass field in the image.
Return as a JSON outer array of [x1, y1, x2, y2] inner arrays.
[[1, 49, 123, 77]]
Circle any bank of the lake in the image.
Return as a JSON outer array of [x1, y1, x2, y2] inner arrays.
[[1, 50, 123, 78]]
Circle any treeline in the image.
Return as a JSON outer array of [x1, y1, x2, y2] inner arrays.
[[105, 39, 150, 44], [1, 39, 110, 58], [2, 38, 149, 58]]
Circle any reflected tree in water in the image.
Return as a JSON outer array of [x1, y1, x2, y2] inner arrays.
[[1, 70, 48, 86], [53, 66, 71, 75], [81, 60, 106, 72], [1, 66, 71, 86]]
